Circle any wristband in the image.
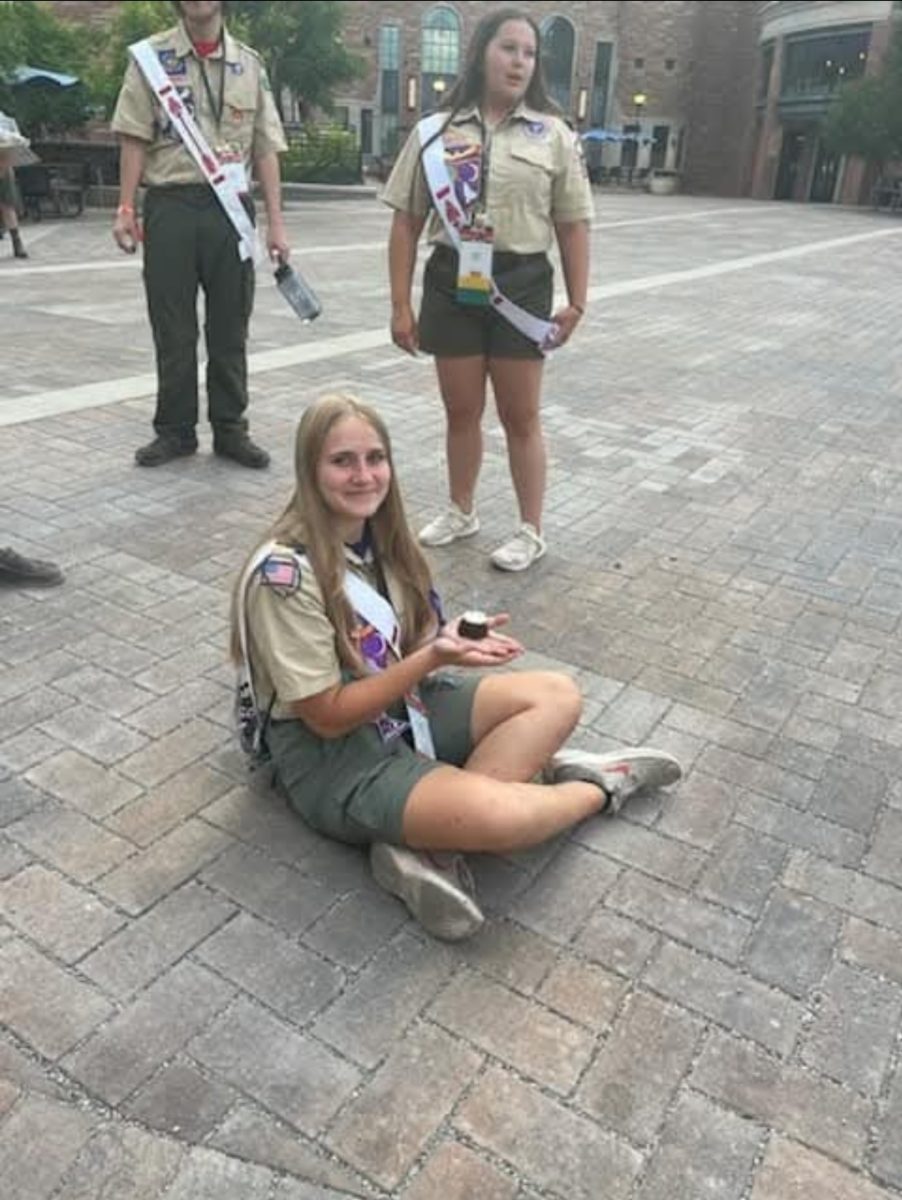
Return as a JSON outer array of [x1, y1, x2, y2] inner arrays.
[[571, 302, 586, 316], [116, 203, 135, 217]]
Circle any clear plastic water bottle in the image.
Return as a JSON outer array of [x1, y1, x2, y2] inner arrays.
[[274, 261, 322, 322]]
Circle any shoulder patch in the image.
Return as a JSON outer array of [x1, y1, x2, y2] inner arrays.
[[260, 554, 301, 592]]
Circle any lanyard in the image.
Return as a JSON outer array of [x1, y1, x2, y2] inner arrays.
[[196, 33, 226, 130], [475, 113, 492, 216]]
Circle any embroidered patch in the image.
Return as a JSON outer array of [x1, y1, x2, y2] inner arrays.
[[260, 555, 301, 591], [159, 49, 187, 77], [353, 621, 394, 672], [524, 119, 549, 140], [443, 140, 482, 210], [230, 62, 245, 76]]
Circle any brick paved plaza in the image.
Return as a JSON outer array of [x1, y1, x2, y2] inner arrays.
[[2, 191, 902, 1198]]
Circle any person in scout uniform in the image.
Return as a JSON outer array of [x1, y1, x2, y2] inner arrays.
[[231, 394, 681, 942], [111, 0, 290, 469], [0, 113, 31, 260], [382, 7, 593, 572]]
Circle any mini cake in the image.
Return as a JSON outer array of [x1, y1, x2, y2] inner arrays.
[[458, 610, 489, 640]]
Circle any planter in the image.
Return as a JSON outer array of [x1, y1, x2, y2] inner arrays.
[[648, 171, 680, 196]]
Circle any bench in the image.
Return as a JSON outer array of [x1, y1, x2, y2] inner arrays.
[[870, 176, 902, 213], [16, 162, 87, 220]]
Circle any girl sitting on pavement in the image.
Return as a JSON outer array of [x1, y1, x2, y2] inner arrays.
[[231, 394, 682, 940]]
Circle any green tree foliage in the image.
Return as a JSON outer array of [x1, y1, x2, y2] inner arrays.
[[229, 1, 363, 118], [823, 27, 902, 169], [0, 0, 92, 133], [81, 0, 172, 118]]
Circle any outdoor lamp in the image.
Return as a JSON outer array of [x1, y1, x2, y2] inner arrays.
[[406, 76, 418, 111]]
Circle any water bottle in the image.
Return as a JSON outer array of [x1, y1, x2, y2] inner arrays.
[[274, 260, 322, 322]]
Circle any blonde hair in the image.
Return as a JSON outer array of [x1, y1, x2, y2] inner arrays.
[[230, 394, 436, 672]]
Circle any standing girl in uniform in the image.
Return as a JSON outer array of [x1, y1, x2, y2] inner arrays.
[[232, 394, 680, 941], [382, 8, 592, 571], [0, 118, 29, 259]]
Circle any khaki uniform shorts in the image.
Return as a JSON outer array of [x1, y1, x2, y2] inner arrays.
[[419, 246, 553, 360], [268, 672, 480, 846]]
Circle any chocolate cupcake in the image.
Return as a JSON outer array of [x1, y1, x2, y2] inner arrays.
[[458, 610, 489, 640]]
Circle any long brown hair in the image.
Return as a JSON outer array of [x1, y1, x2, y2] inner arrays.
[[229, 394, 436, 673], [441, 8, 559, 119]]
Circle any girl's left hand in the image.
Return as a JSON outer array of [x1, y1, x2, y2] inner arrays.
[[434, 612, 524, 668], [544, 305, 584, 350]]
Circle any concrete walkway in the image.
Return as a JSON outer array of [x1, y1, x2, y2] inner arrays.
[[1, 192, 902, 1199]]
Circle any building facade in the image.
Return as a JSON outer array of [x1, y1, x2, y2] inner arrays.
[[329, 1, 757, 195], [750, 0, 900, 204]]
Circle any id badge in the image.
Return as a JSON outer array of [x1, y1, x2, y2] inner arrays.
[[456, 221, 494, 307], [405, 691, 437, 758], [220, 158, 249, 194]]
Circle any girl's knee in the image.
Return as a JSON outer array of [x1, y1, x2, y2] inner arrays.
[[536, 671, 583, 726]]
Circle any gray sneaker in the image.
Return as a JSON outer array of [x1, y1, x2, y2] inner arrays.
[[418, 504, 480, 547], [370, 843, 484, 941], [545, 747, 682, 814]]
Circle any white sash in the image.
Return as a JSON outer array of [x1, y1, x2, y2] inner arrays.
[[130, 37, 258, 262], [237, 543, 436, 759], [418, 112, 556, 350]]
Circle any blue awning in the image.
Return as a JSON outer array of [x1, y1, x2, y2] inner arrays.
[[581, 129, 626, 143], [12, 66, 80, 88]]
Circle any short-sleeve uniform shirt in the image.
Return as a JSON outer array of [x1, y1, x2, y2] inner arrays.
[[246, 543, 412, 722], [111, 22, 287, 187], [380, 102, 593, 254]]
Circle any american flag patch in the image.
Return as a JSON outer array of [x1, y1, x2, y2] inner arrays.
[[261, 555, 300, 591]]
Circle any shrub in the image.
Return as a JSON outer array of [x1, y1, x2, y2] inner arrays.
[[281, 124, 361, 184]]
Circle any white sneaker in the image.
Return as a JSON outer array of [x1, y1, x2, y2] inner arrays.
[[545, 747, 682, 814], [418, 503, 480, 547], [370, 843, 484, 941], [490, 523, 547, 572]]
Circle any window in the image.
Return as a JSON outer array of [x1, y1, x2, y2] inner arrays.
[[360, 108, 373, 156], [665, 58, 676, 71], [421, 5, 460, 111], [782, 27, 871, 99], [758, 41, 774, 103], [634, 57, 645, 69], [651, 124, 670, 169], [620, 125, 638, 170], [541, 16, 576, 112], [379, 25, 401, 115], [590, 41, 613, 127]]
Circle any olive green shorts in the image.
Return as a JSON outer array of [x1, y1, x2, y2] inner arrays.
[[0, 170, 18, 209], [268, 672, 480, 846], [419, 246, 553, 360]]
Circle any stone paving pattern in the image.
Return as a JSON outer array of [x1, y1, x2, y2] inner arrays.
[[1, 192, 902, 1198]]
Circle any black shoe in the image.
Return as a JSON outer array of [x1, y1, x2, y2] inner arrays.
[[213, 435, 270, 469], [135, 435, 198, 467], [11, 231, 27, 259], [0, 547, 64, 587]]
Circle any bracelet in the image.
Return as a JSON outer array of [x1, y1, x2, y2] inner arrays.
[[116, 203, 135, 217], [571, 302, 586, 315]]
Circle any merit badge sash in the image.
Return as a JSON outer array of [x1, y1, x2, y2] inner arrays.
[[130, 38, 258, 262], [418, 112, 556, 349]]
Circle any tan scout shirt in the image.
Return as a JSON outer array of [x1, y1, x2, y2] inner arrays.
[[381, 103, 592, 254], [111, 22, 287, 187], [246, 543, 411, 722]]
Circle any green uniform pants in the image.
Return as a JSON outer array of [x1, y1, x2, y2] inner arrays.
[[143, 184, 255, 441]]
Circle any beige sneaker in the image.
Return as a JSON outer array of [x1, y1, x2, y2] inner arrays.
[[545, 747, 682, 814], [490, 523, 547, 572], [418, 503, 480, 547], [370, 843, 484, 941]]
